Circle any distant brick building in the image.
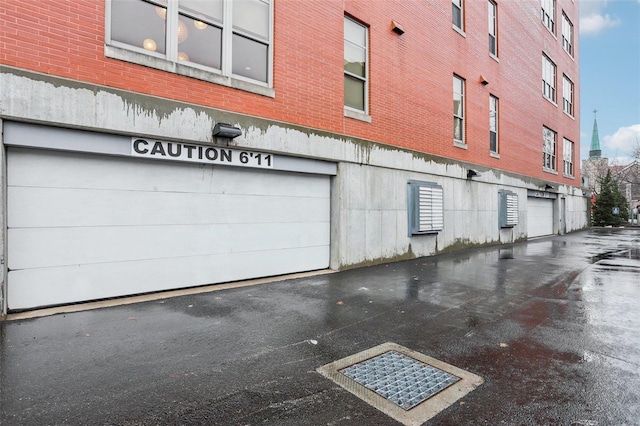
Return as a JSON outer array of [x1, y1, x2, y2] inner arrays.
[[0, 0, 587, 313]]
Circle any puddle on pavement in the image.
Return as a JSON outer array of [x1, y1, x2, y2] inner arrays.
[[589, 248, 640, 264]]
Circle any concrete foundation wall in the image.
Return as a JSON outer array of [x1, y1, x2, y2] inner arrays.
[[0, 118, 5, 318], [1, 68, 589, 279]]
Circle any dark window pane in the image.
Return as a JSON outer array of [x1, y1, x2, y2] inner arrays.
[[111, 0, 166, 54], [232, 33, 268, 82], [344, 75, 365, 111], [453, 7, 462, 28]]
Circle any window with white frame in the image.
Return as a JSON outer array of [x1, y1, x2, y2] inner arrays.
[[453, 75, 465, 145], [490, 95, 499, 153], [563, 74, 574, 116], [408, 181, 444, 235], [488, 1, 498, 56], [543, 126, 557, 172], [563, 138, 574, 177], [344, 16, 368, 114], [561, 13, 574, 56], [542, 54, 556, 102], [452, 0, 464, 31], [108, 0, 272, 88], [541, 0, 555, 33]]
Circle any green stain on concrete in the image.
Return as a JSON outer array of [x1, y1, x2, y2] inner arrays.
[[338, 236, 531, 270], [339, 244, 416, 270], [437, 238, 502, 255]]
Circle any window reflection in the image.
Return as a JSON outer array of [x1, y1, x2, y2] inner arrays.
[[179, 14, 222, 69], [109, 0, 271, 85], [111, 0, 166, 55], [233, 0, 269, 39], [180, 0, 223, 23], [232, 34, 267, 82], [344, 76, 365, 111]]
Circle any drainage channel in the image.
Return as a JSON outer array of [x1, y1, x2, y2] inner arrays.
[[317, 342, 483, 426]]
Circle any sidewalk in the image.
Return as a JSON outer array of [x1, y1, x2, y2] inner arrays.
[[1, 229, 640, 425]]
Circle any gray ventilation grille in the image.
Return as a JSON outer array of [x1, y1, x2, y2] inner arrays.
[[408, 181, 444, 235], [499, 190, 518, 228]]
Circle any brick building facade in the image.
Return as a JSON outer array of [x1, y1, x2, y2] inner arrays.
[[0, 0, 588, 313]]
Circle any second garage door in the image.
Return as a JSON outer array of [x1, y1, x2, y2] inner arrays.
[[8, 148, 331, 311], [527, 196, 554, 238]]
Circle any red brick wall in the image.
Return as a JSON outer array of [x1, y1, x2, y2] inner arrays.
[[0, 0, 580, 185]]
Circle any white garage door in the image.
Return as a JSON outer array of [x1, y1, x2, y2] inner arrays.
[[527, 197, 554, 238], [7, 148, 330, 311]]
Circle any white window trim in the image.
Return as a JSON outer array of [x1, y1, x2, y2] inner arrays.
[[344, 108, 372, 123], [543, 126, 557, 173], [104, 0, 274, 97], [488, 0, 498, 58], [454, 75, 466, 147], [452, 0, 465, 34], [561, 12, 574, 57], [541, 0, 556, 34], [563, 138, 574, 177], [562, 74, 574, 117], [344, 16, 370, 118], [542, 54, 557, 104], [490, 95, 499, 154]]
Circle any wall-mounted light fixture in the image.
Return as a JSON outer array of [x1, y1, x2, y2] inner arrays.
[[467, 169, 480, 179], [391, 20, 405, 35], [544, 184, 554, 190], [213, 123, 242, 139], [479, 75, 489, 85]]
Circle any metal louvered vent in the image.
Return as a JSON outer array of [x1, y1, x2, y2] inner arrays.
[[408, 181, 444, 235], [499, 190, 519, 228]]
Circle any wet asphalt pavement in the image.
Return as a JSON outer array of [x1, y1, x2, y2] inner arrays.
[[1, 228, 640, 426]]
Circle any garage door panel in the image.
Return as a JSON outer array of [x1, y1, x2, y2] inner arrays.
[[9, 148, 329, 198], [7, 245, 330, 311], [9, 186, 329, 228], [8, 148, 215, 193], [213, 168, 329, 197], [527, 197, 554, 237], [9, 222, 330, 270], [7, 147, 332, 310]]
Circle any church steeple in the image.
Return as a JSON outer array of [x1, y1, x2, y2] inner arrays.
[[589, 109, 602, 158]]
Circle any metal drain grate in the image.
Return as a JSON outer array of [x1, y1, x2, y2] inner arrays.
[[339, 351, 460, 410], [317, 343, 483, 426]]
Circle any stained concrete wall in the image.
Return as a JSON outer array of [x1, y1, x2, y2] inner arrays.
[[0, 67, 589, 281], [0, 118, 5, 318]]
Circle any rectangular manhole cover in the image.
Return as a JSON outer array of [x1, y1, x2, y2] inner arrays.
[[339, 350, 460, 410], [317, 342, 483, 426]]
